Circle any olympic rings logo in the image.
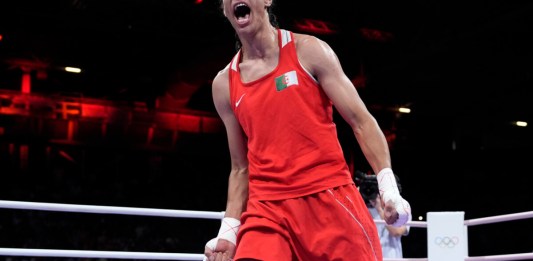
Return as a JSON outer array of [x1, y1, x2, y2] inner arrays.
[[434, 236, 459, 248]]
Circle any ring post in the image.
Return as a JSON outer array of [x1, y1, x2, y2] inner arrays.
[[427, 212, 467, 261]]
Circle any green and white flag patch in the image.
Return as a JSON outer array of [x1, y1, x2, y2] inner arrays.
[[275, 71, 298, 91]]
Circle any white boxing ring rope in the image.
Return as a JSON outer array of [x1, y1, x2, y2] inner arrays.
[[0, 200, 223, 260], [0, 199, 224, 220], [0, 200, 531, 261]]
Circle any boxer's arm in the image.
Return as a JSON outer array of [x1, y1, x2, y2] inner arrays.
[[296, 34, 411, 226], [204, 68, 247, 260], [212, 67, 249, 221], [295, 34, 391, 176]]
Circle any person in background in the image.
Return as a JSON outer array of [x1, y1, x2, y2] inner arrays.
[[357, 171, 410, 258], [369, 192, 411, 258]]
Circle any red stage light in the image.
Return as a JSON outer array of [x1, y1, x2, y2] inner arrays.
[[293, 19, 337, 35]]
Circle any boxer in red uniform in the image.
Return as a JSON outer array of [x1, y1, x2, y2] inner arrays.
[[204, 1, 411, 260]]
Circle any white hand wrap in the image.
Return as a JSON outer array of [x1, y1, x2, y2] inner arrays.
[[205, 217, 241, 250], [377, 168, 411, 227]]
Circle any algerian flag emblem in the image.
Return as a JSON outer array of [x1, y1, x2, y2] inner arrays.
[[275, 71, 298, 91]]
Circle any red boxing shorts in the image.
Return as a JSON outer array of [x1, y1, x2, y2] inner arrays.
[[234, 183, 382, 261]]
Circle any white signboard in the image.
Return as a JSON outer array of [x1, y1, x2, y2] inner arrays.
[[427, 212, 467, 261]]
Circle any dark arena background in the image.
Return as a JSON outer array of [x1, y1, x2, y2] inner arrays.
[[0, 0, 532, 260]]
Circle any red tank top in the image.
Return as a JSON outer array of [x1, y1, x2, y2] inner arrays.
[[229, 29, 353, 200]]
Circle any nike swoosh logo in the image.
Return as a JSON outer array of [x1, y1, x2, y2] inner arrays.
[[235, 93, 246, 107]]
